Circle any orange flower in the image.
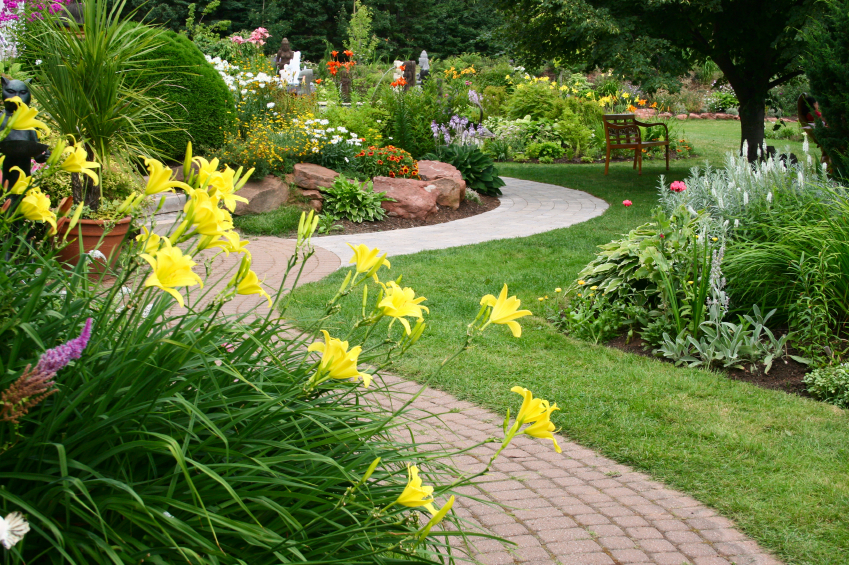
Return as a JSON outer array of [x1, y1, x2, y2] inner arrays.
[[331, 50, 338, 57], [651, 102, 658, 108], [344, 49, 354, 57], [368, 152, 374, 156], [389, 171, 395, 178], [315, 78, 323, 84], [399, 64, 406, 71], [400, 166, 410, 175], [377, 160, 383, 164]]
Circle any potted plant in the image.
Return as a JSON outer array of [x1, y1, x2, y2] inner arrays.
[[19, 0, 175, 267]]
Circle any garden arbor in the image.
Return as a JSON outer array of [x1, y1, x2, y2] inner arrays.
[[497, 0, 818, 162]]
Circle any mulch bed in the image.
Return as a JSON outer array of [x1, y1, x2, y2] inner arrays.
[[315, 194, 500, 237], [606, 334, 811, 398]]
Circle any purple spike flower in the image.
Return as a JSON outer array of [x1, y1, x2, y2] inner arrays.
[[35, 318, 93, 375]]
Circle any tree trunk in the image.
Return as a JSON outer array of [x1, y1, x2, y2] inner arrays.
[[738, 95, 767, 162], [71, 172, 83, 205]]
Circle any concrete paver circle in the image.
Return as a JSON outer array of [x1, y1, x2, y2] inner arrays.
[[209, 177, 783, 565]]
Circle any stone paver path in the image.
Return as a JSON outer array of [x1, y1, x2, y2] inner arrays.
[[310, 176, 609, 262], [190, 177, 783, 565]]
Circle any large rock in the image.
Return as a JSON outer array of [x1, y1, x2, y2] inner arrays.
[[294, 163, 338, 189], [676, 114, 688, 120], [373, 176, 438, 219], [233, 175, 289, 216], [687, 113, 702, 120], [416, 160, 466, 209]]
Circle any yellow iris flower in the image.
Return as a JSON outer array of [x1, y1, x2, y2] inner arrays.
[[5, 96, 49, 133], [378, 281, 428, 335], [396, 465, 436, 514], [480, 284, 532, 337], [307, 329, 372, 387], [348, 243, 390, 281], [232, 268, 271, 307], [143, 157, 192, 196], [18, 188, 57, 233], [60, 143, 100, 185], [140, 239, 203, 308]]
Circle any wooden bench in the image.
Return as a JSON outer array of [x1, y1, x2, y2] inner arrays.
[[603, 113, 669, 175]]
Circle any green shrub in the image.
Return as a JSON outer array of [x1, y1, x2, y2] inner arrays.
[[379, 80, 444, 158], [526, 141, 565, 160], [482, 85, 509, 117], [421, 145, 506, 196], [804, 364, 849, 408], [505, 82, 560, 120], [322, 175, 393, 222], [134, 30, 235, 158], [324, 103, 388, 146]]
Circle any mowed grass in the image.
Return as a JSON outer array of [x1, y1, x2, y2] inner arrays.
[[288, 120, 849, 565]]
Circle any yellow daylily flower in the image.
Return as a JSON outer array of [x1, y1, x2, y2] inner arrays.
[[187, 191, 232, 236], [5, 96, 48, 133], [522, 401, 561, 453], [206, 165, 249, 212], [8, 166, 32, 194], [136, 226, 161, 254], [307, 329, 372, 387], [143, 157, 192, 196], [348, 243, 390, 281], [510, 386, 549, 425], [480, 284, 532, 338], [140, 239, 203, 308], [18, 188, 56, 233], [60, 143, 100, 185], [232, 268, 271, 307], [212, 230, 251, 256], [378, 281, 428, 335], [192, 156, 221, 188], [396, 465, 436, 514]]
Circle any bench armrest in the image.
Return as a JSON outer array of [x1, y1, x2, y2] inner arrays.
[[633, 120, 669, 140]]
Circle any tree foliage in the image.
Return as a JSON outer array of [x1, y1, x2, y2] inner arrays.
[[804, 0, 849, 178], [125, 0, 505, 61], [496, 0, 818, 160]]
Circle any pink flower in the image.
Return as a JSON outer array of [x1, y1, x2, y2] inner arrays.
[[670, 181, 687, 193], [622, 200, 632, 207], [230, 35, 246, 44], [659, 233, 665, 238]]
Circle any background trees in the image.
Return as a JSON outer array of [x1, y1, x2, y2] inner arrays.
[[496, 0, 818, 161]]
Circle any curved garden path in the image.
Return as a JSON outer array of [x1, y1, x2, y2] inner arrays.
[[207, 177, 783, 565]]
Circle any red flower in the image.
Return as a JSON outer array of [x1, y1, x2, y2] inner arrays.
[[623, 200, 632, 207], [331, 50, 338, 57], [368, 152, 374, 156], [659, 233, 665, 238], [400, 166, 410, 175], [670, 181, 687, 193], [389, 171, 395, 178], [377, 160, 383, 164], [343, 49, 354, 57]]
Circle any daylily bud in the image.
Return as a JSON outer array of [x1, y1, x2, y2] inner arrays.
[[66, 202, 84, 232], [183, 141, 193, 184]]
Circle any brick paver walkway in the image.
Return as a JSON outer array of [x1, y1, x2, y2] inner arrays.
[[169, 177, 782, 565]]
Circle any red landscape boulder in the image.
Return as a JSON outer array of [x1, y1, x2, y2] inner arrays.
[[416, 160, 466, 209], [372, 176, 438, 219], [233, 175, 290, 216], [293, 163, 338, 190]]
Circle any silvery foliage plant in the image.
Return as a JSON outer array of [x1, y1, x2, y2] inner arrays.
[[658, 138, 834, 228]]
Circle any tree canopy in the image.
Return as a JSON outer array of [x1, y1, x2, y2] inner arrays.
[[124, 0, 505, 62], [497, 0, 818, 160]]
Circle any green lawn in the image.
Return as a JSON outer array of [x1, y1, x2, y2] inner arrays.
[[289, 121, 848, 565]]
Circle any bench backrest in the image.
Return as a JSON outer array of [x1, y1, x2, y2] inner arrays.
[[603, 113, 641, 146]]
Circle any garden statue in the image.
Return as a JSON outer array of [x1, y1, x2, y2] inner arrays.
[[418, 50, 429, 82], [393, 60, 404, 82], [275, 38, 295, 72], [340, 68, 352, 102], [297, 68, 315, 95], [403, 60, 416, 91], [0, 78, 49, 191]]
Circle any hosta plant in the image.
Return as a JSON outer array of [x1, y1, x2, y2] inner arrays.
[[322, 174, 394, 223], [422, 144, 506, 196]]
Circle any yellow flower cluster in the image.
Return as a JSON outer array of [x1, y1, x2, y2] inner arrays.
[[443, 65, 476, 80]]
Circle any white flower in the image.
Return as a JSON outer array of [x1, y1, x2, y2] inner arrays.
[[327, 127, 336, 132], [0, 512, 30, 550], [88, 250, 107, 262], [337, 126, 348, 133], [241, 89, 248, 95], [766, 192, 773, 203], [267, 102, 275, 108], [35, 59, 42, 65], [344, 157, 349, 162], [320, 119, 329, 125]]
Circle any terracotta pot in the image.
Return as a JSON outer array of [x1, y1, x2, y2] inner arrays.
[[55, 216, 132, 273]]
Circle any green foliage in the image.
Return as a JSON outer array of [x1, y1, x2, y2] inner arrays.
[[379, 81, 444, 158], [22, 0, 174, 209], [706, 89, 739, 112], [233, 204, 304, 235], [552, 293, 626, 344], [526, 141, 565, 160], [765, 119, 804, 141], [804, 364, 849, 408], [322, 175, 392, 222], [133, 29, 235, 158], [787, 254, 841, 365], [804, 0, 849, 178], [421, 145, 506, 196], [345, 0, 379, 63], [481, 85, 509, 117], [505, 82, 560, 120]]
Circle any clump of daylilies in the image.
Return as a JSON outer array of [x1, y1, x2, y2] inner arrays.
[[299, 239, 561, 541]]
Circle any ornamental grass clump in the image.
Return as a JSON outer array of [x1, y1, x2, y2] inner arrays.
[[1, 105, 564, 562]]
